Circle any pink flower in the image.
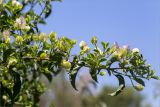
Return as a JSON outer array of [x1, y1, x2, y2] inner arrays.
[[123, 45, 130, 50], [114, 42, 119, 50]]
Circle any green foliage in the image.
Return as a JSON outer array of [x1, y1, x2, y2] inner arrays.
[[83, 86, 144, 107], [0, 0, 159, 107]]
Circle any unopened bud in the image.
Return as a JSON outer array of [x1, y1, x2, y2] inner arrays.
[[39, 33, 47, 42], [91, 36, 97, 45], [100, 71, 106, 76], [134, 84, 144, 91], [49, 32, 56, 41], [16, 36, 23, 44], [40, 53, 47, 59], [61, 60, 71, 70]]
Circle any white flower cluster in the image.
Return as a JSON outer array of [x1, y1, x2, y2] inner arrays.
[[132, 48, 140, 53], [113, 42, 140, 59], [12, 0, 22, 7], [79, 41, 90, 53], [3, 30, 10, 43], [113, 42, 129, 59], [14, 16, 30, 30]]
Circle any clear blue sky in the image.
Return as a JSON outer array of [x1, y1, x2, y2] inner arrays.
[[39, 0, 160, 106]]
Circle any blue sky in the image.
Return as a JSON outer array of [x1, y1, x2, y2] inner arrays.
[[39, 0, 160, 106]]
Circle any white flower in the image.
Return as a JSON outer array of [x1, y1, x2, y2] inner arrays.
[[123, 45, 129, 50], [79, 41, 87, 49], [3, 30, 10, 38], [12, 0, 22, 7], [15, 16, 26, 29], [132, 48, 140, 53], [83, 46, 90, 53]]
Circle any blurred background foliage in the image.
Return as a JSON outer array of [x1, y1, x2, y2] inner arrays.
[[40, 71, 152, 107]]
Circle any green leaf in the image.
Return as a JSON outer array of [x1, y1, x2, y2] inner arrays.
[[3, 49, 15, 62], [12, 71, 21, 99], [2, 86, 12, 100], [90, 68, 98, 82], [151, 76, 160, 80], [70, 70, 78, 90], [45, 3, 52, 18], [101, 41, 109, 51], [100, 58, 106, 63], [108, 75, 125, 96], [134, 77, 145, 86], [70, 63, 83, 90]]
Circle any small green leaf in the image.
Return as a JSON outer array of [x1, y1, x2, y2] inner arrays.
[[134, 77, 145, 86], [70, 65, 82, 90], [2, 86, 12, 100], [90, 68, 98, 82], [108, 84, 124, 96], [151, 76, 160, 80], [108, 75, 125, 96], [101, 41, 109, 51], [12, 71, 21, 99], [70, 70, 78, 90], [3, 49, 15, 62]]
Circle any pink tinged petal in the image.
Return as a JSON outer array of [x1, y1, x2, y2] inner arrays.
[[114, 42, 119, 49], [123, 45, 130, 50]]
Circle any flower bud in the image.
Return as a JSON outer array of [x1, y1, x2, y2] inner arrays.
[[91, 36, 97, 45], [24, 25, 30, 31], [39, 33, 47, 42], [16, 36, 23, 44], [40, 53, 47, 59], [134, 84, 144, 91], [61, 60, 71, 70], [71, 40, 77, 45], [132, 48, 140, 53], [100, 71, 106, 76], [49, 32, 56, 41], [33, 35, 39, 41]]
